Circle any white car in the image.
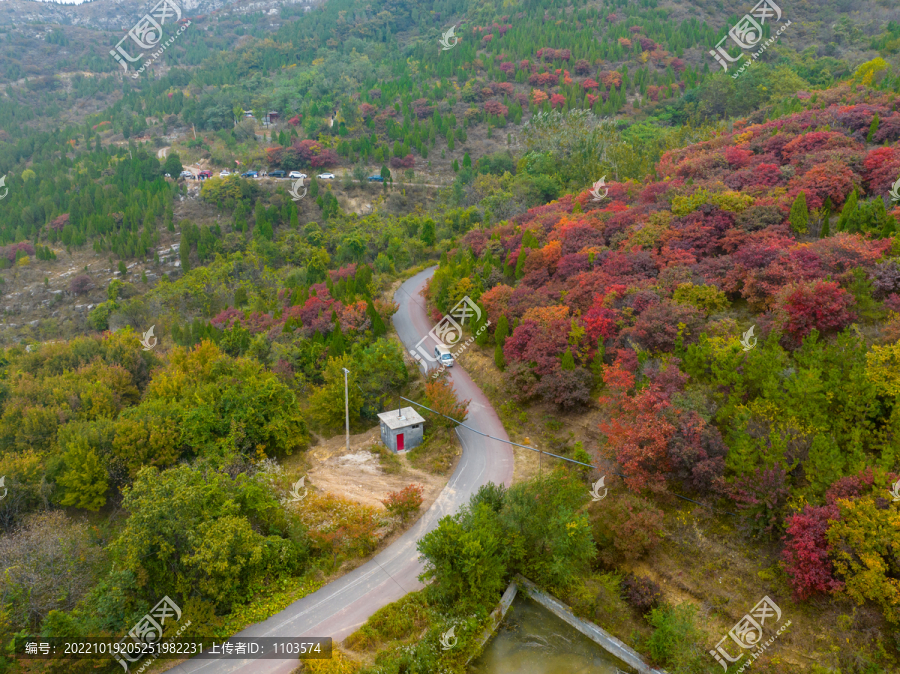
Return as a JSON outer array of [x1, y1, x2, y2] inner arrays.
[[317, 173, 335, 180], [288, 171, 307, 179], [179, 170, 193, 179], [219, 169, 231, 177]]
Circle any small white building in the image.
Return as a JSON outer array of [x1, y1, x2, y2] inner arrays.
[[377, 407, 425, 452]]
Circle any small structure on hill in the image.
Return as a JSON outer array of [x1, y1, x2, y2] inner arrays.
[[377, 407, 425, 452]]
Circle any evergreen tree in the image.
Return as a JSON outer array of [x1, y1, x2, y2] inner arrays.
[[560, 348, 576, 370], [837, 189, 858, 232], [590, 337, 605, 388], [330, 324, 345, 356], [514, 247, 528, 279], [867, 114, 880, 143], [494, 343, 506, 370], [789, 191, 808, 235], [495, 314, 509, 347], [366, 298, 387, 336]]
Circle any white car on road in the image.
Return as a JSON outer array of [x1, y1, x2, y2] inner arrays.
[[219, 169, 231, 177], [317, 173, 335, 180], [288, 171, 307, 179]]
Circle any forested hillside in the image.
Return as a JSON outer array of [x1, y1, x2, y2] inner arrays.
[[0, 0, 899, 671]]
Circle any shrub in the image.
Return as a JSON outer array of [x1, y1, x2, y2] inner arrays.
[[69, 274, 93, 295], [731, 466, 790, 539], [671, 283, 729, 315], [424, 378, 470, 426], [417, 502, 509, 610], [775, 280, 856, 341], [621, 573, 662, 614], [468, 481, 507, 513], [591, 492, 664, 566], [381, 484, 424, 521], [781, 503, 843, 601], [646, 603, 707, 673]]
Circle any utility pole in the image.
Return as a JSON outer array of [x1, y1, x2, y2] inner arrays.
[[342, 367, 350, 451]]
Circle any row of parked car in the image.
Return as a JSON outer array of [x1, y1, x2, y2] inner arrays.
[[174, 170, 387, 182], [176, 169, 337, 180]]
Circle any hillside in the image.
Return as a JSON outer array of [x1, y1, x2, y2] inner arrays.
[[0, 0, 900, 672]]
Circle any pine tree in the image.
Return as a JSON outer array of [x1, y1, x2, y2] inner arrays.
[[514, 247, 528, 279], [495, 314, 509, 347], [494, 343, 506, 370], [867, 113, 880, 143], [330, 325, 345, 355], [837, 190, 858, 232], [789, 191, 809, 235], [57, 438, 109, 511], [590, 337, 605, 387], [560, 348, 576, 370]]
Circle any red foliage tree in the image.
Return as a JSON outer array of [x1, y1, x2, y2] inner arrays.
[[549, 94, 566, 109], [484, 101, 509, 117], [582, 78, 599, 91], [574, 59, 591, 75], [781, 504, 844, 600], [599, 365, 675, 493], [775, 280, 856, 341], [358, 104, 377, 120]]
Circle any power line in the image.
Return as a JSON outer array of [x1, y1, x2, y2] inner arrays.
[[398, 395, 741, 518]]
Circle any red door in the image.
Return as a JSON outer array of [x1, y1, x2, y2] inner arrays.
[[397, 433, 404, 451]]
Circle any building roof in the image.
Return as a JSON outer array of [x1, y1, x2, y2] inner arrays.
[[377, 407, 426, 430]]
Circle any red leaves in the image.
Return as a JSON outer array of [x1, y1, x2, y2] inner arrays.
[[863, 146, 900, 196], [599, 381, 674, 493], [775, 279, 856, 341], [483, 100, 509, 117], [724, 145, 754, 168], [549, 93, 566, 109], [581, 78, 599, 91], [781, 504, 843, 600]]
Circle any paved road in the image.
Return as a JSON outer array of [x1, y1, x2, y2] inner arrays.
[[164, 266, 513, 674]]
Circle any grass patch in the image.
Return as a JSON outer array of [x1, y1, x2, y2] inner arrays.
[[344, 591, 431, 652], [214, 573, 324, 640], [371, 442, 402, 474], [292, 647, 362, 673], [407, 427, 457, 475]]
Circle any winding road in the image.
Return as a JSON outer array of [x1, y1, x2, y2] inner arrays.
[[165, 266, 514, 674]]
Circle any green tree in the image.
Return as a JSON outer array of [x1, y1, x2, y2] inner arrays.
[[789, 191, 809, 235], [495, 314, 509, 347], [837, 189, 858, 232], [417, 502, 510, 611], [308, 355, 363, 430], [494, 343, 506, 370], [560, 348, 576, 370], [514, 247, 528, 280], [420, 218, 435, 246], [163, 152, 184, 177], [499, 469, 595, 588], [463, 152, 472, 169], [56, 437, 109, 511], [867, 113, 880, 143]]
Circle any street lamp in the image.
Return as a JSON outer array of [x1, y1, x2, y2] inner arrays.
[[341, 367, 350, 451]]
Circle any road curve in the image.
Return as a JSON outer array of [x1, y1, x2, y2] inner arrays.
[[164, 266, 514, 674]]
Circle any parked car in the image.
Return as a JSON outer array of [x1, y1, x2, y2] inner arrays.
[[198, 170, 212, 180], [317, 173, 335, 180], [368, 175, 384, 182], [288, 171, 307, 179], [434, 345, 454, 368], [179, 170, 193, 179], [164, 173, 171, 178], [240, 170, 259, 178], [219, 169, 231, 177], [269, 170, 286, 178]]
